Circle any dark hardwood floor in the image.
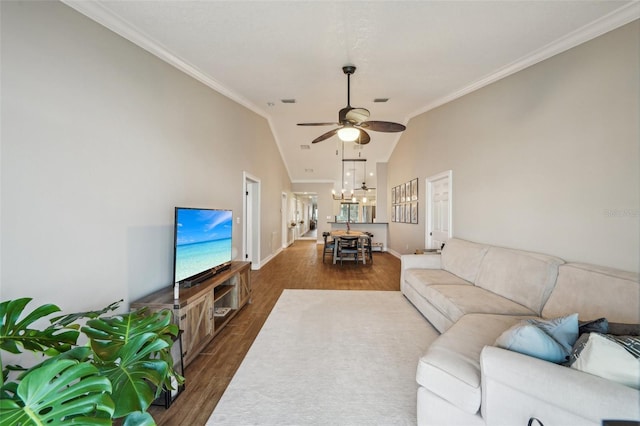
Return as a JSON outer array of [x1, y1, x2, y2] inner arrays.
[[149, 239, 401, 425]]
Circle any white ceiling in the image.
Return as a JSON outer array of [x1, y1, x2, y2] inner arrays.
[[64, 0, 638, 192]]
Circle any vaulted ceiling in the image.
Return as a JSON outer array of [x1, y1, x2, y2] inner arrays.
[[64, 1, 638, 192]]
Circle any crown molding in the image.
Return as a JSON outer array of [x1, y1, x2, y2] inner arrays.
[[409, 1, 640, 119], [61, 0, 267, 120]]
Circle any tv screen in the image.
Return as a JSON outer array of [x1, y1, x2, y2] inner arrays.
[[173, 207, 233, 286]]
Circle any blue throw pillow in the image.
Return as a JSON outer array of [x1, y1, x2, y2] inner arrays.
[[526, 313, 579, 354], [495, 322, 568, 363]]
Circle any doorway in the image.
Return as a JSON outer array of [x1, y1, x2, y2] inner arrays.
[[293, 193, 317, 241], [243, 172, 261, 270], [426, 170, 452, 249]]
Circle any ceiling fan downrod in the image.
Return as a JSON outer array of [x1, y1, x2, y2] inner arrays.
[[343, 65, 356, 107]]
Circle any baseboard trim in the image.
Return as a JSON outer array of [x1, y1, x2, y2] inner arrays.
[[387, 248, 402, 259]]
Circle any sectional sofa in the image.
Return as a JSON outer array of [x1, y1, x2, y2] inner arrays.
[[401, 238, 640, 426]]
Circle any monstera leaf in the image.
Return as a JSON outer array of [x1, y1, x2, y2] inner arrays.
[[82, 308, 179, 419], [49, 299, 122, 327], [98, 333, 170, 417], [82, 308, 176, 362], [0, 355, 114, 425], [122, 410, 156, 426], [0, 298, 78, 356], [0, 299, 182, 424]]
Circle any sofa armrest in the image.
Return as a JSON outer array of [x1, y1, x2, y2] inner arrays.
[[401, 254, 442, 271], [481, 346, 640, 425], [400, 254, 442, 291]]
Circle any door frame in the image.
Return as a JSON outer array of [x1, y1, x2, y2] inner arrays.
[[281, 192, 289, 248], [243, 172, 261, 270], [426, 170, 453, 249]]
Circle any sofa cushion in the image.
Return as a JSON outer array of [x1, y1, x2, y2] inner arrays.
[[542, 263, 640, 323], [421, 284, 537, 324], [417, 313, 534, 414], [404, 268, 472, 291], [475, 246, 564, 314], [440, 239, 489, 284]]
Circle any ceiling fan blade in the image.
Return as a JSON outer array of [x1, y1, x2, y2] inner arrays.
[[338, 107, 353, 123], [346, 108, 370, 123], [311, 128, 340, 144], [298, 122, 339, 126], [361, 120, 406, 133], [354, 129, 371, 145]]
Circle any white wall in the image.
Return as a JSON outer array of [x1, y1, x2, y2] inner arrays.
[[0, 1, 291, 313], [388, 21, 639, 272], [375, 162, 388, 223]]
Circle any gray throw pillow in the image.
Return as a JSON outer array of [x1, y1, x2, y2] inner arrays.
[[608, 323, 640, 336], [578, 317, 608, 335]]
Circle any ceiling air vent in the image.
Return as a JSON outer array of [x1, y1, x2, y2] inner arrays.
[[281, 99, 296, 104], [373, 98, 389, 103], [300, 145, 311, 150]]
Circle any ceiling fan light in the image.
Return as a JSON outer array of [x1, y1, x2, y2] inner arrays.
[[337, 126, 360, 142]]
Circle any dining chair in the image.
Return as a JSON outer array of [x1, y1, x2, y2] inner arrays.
[[361, 232, 374, 264], [322, 232, 335, 263], [337, 235, 361, 265]]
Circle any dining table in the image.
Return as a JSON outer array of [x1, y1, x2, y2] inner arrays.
[[330, 230, 368, 265]]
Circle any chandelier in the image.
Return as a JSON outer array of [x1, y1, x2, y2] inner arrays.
[[331, 142, 367, 202]]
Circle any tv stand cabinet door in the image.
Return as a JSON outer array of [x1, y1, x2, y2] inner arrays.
[[238, 264, 252, 307], [178, 292, 213, 366]]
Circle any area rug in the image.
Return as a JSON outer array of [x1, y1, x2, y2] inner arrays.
[[207, 289, 438, 425]]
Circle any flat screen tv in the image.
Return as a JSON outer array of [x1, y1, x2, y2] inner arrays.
[[173, 207, 233, 287]]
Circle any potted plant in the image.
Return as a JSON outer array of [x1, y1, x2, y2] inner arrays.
[[0, 298, 183, 425]]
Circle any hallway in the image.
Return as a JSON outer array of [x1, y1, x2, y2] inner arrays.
[[300, 228, 317, 239]]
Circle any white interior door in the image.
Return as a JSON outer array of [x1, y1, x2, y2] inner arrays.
[[426, 170, 452, 249]]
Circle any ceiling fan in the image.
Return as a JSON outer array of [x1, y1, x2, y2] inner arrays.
[[345, 158, 376, 192], [297, 65, 406, 145], [359, 181, 375, 192]]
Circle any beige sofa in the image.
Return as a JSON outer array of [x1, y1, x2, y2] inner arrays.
[[401, 238, 640, 426]]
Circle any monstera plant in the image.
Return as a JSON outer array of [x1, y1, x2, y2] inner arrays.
[[0, 298, 183, 425]]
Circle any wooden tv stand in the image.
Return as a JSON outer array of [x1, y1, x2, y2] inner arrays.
[[131, 261, 251, 367]]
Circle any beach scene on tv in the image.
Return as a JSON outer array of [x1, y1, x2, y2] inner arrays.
[[175, 208, 233, 283]]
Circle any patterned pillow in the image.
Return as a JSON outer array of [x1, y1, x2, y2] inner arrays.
[[570, 333, 640, 389]]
